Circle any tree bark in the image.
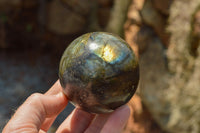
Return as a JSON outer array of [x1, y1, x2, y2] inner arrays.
[[139, 0, 200, 132], [106, 0, 132, 37]]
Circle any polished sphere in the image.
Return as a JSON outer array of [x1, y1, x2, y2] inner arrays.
[[59, 32, 139, 114]]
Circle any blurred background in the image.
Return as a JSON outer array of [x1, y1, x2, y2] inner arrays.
[[0, 0, 200, 132]]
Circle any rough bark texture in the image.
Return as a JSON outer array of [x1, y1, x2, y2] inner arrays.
[[138, 0, 200, 132], [140, 0, 169, 46], [106, 0, 132, 37], [139, 32, 171, 131], [166, 0, 200, 132]]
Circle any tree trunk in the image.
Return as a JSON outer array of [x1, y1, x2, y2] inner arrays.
[[137, 0, 200, 132]]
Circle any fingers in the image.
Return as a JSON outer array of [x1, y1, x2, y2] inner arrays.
[[56, 108, 95, 133], [3, 92, 68, 133], [40, 80, 65, 131], [101, 105, 130, 133], [85, 105, 130, 133], [3, 78, 130, 133], [45, 80, 63, 96], [40, 116, 57, 132], [84, 113, 111, 133], [57, 105, 130, 133]]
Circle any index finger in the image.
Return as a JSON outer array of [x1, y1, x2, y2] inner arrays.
[[40, 80, 68, 131], [45, 80, 63, 95]]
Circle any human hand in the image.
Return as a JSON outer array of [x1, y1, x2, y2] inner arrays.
[[3, 80, 130, 133]]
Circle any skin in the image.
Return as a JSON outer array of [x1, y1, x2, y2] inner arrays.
[[3, 80, 130, 133]]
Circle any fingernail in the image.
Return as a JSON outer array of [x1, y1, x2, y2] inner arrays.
[[55, 92, 64, 97]]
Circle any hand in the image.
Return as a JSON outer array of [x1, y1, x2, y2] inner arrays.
[[3, 81, 130, 133]]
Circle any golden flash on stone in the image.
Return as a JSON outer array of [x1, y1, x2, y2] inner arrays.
[[102, 45, 116, 62]]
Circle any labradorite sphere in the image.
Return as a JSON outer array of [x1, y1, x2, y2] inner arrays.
[[59, 32, 139, 114]]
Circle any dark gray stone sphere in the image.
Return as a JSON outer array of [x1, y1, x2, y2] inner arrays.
[[59, 32, 139, 114]]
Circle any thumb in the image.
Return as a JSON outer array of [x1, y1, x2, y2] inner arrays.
[[3, 92, 68, 133]]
